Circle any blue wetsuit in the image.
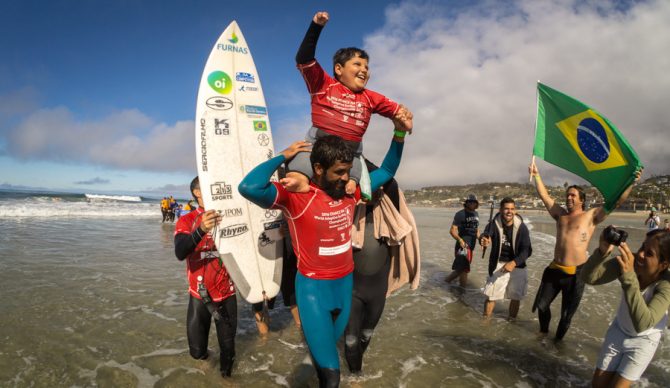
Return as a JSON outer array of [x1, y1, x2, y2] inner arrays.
[[239, 139, 403, 385]]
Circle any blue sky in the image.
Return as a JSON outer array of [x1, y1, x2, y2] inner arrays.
[[1, 0, 669, 198]]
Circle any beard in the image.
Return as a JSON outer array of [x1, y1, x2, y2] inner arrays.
[[319, 176, 347, 199]]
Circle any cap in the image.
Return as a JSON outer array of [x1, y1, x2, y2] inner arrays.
[[465, 194, 478, 203]]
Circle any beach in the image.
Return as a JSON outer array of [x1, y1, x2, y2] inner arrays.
[[1, 193, 669, 387]]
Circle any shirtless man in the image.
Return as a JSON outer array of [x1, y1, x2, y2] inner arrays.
[[529, 160, 640, 340]]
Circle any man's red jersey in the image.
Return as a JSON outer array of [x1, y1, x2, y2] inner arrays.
[[298, 60, 399, 142], [272, 182, 361, 279], [174, 207, 235, 301]]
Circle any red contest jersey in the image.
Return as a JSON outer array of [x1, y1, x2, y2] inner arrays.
[[174, 207, 235, 301], [272, 182, 361, 279], [298, 60, 399, 142]]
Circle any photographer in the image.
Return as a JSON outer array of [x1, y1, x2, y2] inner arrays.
[[581, 227, 670, 387], [645, 208, 661, 231]]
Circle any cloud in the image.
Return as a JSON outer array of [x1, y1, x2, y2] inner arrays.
[[3, 107, 195, 173], [74, 177, 110, 185], [359, 0, 670, 188]]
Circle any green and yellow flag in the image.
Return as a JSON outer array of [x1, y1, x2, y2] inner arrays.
[[533, 82, 642, 212]]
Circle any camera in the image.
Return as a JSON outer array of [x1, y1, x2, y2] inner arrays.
[[603, 225, 628, 246]]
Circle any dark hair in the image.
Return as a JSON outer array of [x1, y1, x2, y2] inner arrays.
[[332, 47, 369, 79], [646, 229, 670, 265], [190, 176, 200, 200], [566, 185, 586, 210], [310, 135, 354, 173], [499, 197, 515, 208]]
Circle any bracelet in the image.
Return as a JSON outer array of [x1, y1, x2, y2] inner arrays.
[[393, 129, 407, 138], [534, 174, 541, 180]]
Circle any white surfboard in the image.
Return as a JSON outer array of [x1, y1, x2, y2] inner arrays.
[[195, 21, 282, 304]]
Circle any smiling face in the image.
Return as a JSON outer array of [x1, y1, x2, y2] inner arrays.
[[566, 187, 584, 212], [500, 202, 516, 225], [314, 160, 352, 200], [634, 234, 670, 286], [334, 54, 369, 92]]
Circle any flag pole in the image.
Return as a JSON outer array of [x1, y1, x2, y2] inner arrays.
[[530, 80, 540, 182]]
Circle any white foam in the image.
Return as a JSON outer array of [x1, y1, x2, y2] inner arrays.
[[85, 193, 142, 202], [277, 339, 305, 350], [0, 200, 158, 218]]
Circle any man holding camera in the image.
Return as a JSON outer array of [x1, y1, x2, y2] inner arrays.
[[528, 161, 640, 341]]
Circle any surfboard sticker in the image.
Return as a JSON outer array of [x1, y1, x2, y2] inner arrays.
[[195, 21, 283, 303]]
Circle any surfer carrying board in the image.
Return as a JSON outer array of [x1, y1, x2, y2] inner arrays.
[[239, 120, 409, 387], [284, 11, 412, 198], [174, 177, 237, 377]]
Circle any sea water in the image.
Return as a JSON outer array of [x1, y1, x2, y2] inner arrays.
[[0, 192, 668, 387]]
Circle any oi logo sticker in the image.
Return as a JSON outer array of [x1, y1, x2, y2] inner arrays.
[[208, 71, 232, 94]]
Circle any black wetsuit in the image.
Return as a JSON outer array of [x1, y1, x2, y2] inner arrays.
[[186, 294, 237, 375], [174, 209, 237, 376], [532, 264, 585, 340], [344, 201, 392, 373]]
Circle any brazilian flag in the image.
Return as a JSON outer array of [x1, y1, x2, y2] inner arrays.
[[533, 82, 642, 212]]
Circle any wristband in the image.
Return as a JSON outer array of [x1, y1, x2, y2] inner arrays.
[[393, 130, 407, 138]]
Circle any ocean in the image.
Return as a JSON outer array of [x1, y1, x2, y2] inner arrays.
[[1, 190, 668, 387]]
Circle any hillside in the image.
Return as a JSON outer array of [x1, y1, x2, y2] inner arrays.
[[404, 175, 670, 212]]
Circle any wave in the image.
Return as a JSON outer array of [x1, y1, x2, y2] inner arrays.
[[0, 201, 159, 218], [85, 194, 142, 202]]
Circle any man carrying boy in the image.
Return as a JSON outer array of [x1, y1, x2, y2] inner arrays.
[[238, 123, 408, 387]]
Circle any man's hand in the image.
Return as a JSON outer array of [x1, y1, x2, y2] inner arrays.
[[598, 226, 614, 257], [393, 105, 414, 134], [200, 210, 222, 233], [615, 242, 634, 275], [457, 238, 467, 250], [479, 235, 491, 248], [502, 260, 517, 273], [313, 11, 329, 26], [281, 140, 311, 161]]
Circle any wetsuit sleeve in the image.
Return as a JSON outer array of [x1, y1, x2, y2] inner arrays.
[[620, 272, 670, 333], [369, 139, 404, 192], [513, 224, 532, 267], [174, 229, 205, 261], [238, 155, 285, 208], [579, 249, 620, 285], [365, 89, 400, 118], [296, 21, 324, 64]]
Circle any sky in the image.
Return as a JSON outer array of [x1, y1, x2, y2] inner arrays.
[[1, 0, 669, 198]]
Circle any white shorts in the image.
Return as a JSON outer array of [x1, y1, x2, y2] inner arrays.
[[483, 262, 527, 301], [596, 322, 661, 381]]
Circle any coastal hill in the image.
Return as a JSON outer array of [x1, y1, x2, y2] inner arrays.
[[404, 175, 670, 212]]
